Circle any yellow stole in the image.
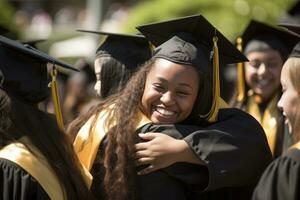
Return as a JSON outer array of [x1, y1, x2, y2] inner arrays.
[[290, 141, 300, 150], [73, 107, 151, 173], [73, 99, 228, 176], [0, 136, 66, 200], [247, 95, 279, 155]]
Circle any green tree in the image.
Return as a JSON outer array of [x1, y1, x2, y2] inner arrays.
[[122, 0, 296, 40], [0, 0, 15, 28]]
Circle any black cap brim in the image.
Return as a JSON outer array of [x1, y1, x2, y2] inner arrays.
[[77, 29, 146, 39], [278, 23, 300, 36], [241, 20, 300, 52], [0, 35, 78, 71]]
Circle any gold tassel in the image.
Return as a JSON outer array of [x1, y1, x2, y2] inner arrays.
[[50, 67, 64, 130], [200, 35, 220, 123], [149, 42, 155, 52], [236, 37, 245, 102]]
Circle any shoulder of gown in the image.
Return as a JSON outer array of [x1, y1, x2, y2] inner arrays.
[[252, 149, 300, 200], [0, 158, 50, 200]]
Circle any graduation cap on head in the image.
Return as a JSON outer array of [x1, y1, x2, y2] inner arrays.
[[289, 42, 300, 58], [279, 23, 300, 36], [0, 35, 77, 130], [288, 0, 300, 17], [77, 30, 152, 69], [280, 23, 300, 58], [235, 20, 300, 102], [137, 14, 248, 122], [241, 20, 300, 58]]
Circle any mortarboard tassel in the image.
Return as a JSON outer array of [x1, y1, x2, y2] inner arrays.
[[200, 35, 220, 123], [50, 67, 64, 130], [149, 42, 155, 52], [236, 37, 245, 102]]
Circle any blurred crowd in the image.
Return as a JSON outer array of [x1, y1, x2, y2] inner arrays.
[[1, 0, 300, 200]]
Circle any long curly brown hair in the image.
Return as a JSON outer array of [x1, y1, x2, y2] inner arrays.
[[68, 58, 213, 200]]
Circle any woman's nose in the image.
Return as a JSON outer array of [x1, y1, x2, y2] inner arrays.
[[160, 92, 175, 106], [257, 63, 267, 76]]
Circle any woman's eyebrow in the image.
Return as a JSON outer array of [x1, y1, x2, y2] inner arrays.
[[156, 77, 193, 89]]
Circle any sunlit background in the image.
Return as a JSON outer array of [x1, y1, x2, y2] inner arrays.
[[0, 0, 298, 63], [1, 0, 299, 126]]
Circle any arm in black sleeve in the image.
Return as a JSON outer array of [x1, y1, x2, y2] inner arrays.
[[183, 108, 273, 190]]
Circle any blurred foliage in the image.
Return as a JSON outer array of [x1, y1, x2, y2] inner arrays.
[[122, 0, 297, 40], [0, 0, 17, 37]]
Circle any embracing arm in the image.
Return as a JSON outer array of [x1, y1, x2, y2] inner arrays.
[[182, 108, 272, 190], [136, 133, 204, 175], [135, 108, 272, 190]]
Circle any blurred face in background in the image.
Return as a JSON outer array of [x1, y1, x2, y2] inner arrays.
[[245, 49, 283, 103]]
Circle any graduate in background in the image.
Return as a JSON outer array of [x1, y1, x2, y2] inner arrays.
[[67, 31, 152, 141], [72, 15, 272, 200], [76, 30, 152, 99], [252, 29, 300, 200], [231, 20, 300, 158], [0, 36, 93, 200]]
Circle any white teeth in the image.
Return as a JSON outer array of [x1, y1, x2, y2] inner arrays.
[[255, 79, 269, 87], [155, 107, 176, 116]]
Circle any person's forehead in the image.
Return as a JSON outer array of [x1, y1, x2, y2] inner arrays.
[[246, 50, 283, 59]]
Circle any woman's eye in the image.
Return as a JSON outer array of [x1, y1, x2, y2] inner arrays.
[[177, 91, 189, 96], [249, 60, 260, 68], [153, 84, 165, 91]]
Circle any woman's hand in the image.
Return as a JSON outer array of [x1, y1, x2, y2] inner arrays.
[[135, 132, 191, 175]]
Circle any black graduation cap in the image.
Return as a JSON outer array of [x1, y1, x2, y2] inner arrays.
[[279, 23, 300, 36], [0, 35, 77, 129], [241, 20, 300, 58], [288, 0, 300, 17], [137, 15, 248, 67], [289, 42, 300, 58], [136, 14, 248, 122], [279, 23, 300, 58], [77, 30, 152, 69]]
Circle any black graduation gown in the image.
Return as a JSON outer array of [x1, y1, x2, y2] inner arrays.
[[0, 158, 50, 200], [91, 108, 272, 200], [252, 148, 300, 200]]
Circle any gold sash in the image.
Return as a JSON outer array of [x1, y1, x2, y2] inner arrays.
[[73, 106, 151, 173], [0, 136, 66, 200], [247, 95, 279, 155], [74, 98, 228, 175], [290, 140, 300, 150]]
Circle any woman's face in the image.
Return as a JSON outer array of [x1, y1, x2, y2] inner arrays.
[[141, 59, 199, 124], [94, 58, 102, 96], [278, 63, 299, 134], [245, 50, 283, 103]]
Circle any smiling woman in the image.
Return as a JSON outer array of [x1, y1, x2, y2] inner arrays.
[[231, 20, 300, 158], [71, 15, 272, 200], [252, 41, 300, 200], [141, 59, 200, 124]]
